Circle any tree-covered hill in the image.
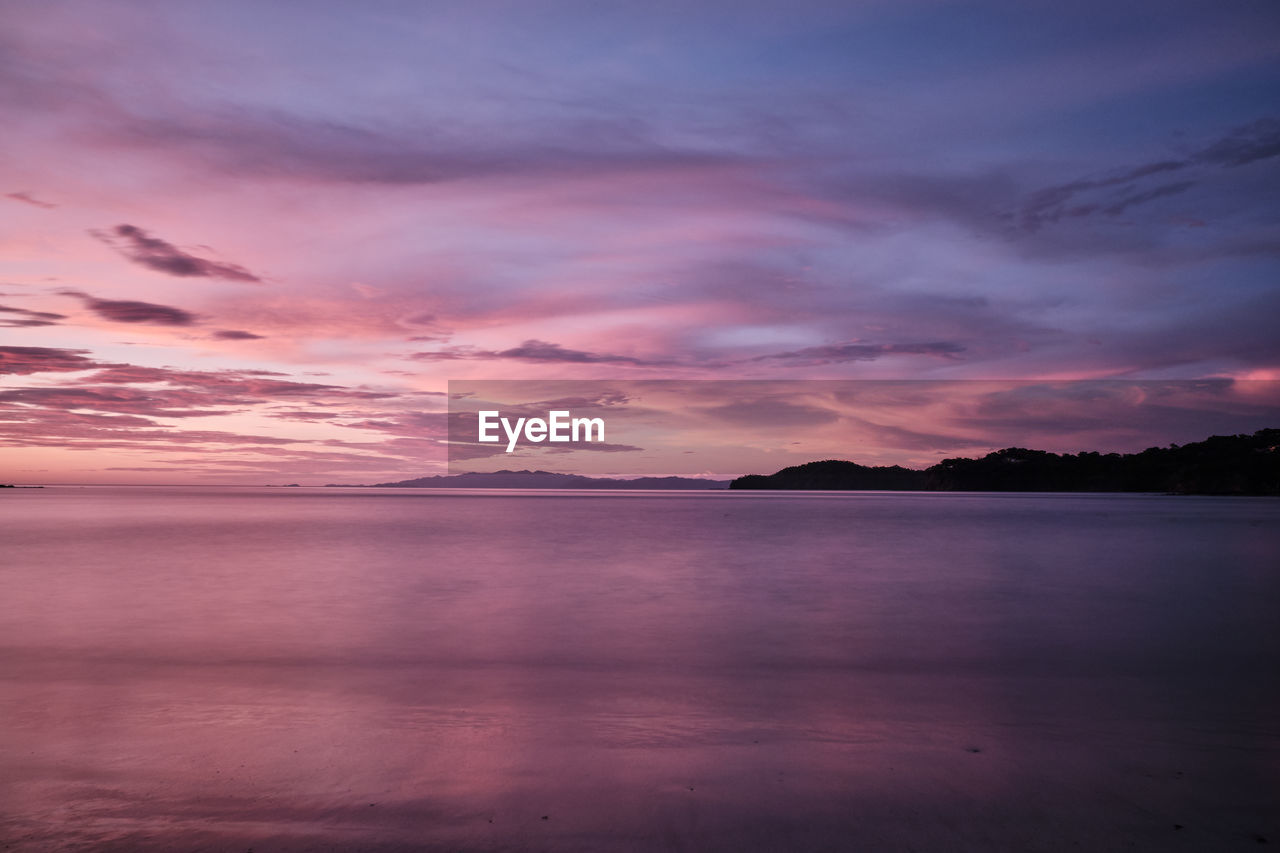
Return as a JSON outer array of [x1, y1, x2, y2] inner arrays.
[[730, 429, 1280, 495]]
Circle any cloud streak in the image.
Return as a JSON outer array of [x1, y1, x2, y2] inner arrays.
[[1017, 117, 1280, 231], [754, 342, 967, 367], [5, 191, 56, 209], [92, 225, 261, 282], [65, 291, 198, 326], [213, 329, 265, 340], [0, 304, 65, 327], [411, 339, 676, 367], [0, 346, 106, 375]]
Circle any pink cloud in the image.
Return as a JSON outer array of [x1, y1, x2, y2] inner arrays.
[[91, 224, 262, 282], [0, 346, 107, 375]]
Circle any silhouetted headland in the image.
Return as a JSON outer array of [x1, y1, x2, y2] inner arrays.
[[731, 428, 1280, 495]]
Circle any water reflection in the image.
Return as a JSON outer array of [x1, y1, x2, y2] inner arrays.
[[1, 488, 1277, 850]]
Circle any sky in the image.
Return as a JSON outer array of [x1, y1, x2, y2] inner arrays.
[[1, 0, 1278, 483], [445, 380, 1280, 478]]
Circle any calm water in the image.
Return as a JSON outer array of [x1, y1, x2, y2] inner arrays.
[[1, 487, 1277, 851]]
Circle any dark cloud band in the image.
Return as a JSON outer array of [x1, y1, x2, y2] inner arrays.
[[92, 224, 261, 282]]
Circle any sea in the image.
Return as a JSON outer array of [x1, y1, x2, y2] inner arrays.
[[1, 487, 1277, 851]]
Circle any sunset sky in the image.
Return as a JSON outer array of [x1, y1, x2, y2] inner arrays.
[[2, 0, 1278, 483]]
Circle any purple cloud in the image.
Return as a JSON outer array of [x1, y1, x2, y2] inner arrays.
[[113, 104, 729, 187], [81, 364, 393, 402], [1017, 117, 1280, 231], [411, 339, 671, 366], [92, 224, 261, 282], [0, 346, 104, 375], [496, 340, 659, 365], [213, 329, 265, 340], [0, 362, 401, 437], [754, 342, 966, 366], [5, 191, 56, 209], [1100, 181, 1198, 217], [697, 399, 841, 428], [0, 304, 65, 327], [1192, 117, 1280, 167], [0, 386, 229, 418], [66, 291, 198, 326]]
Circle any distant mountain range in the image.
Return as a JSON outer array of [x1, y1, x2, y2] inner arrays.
[[730, 428, 1280, 495], [330, 470, 730, 489], [328, 429, 1279, 495]]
